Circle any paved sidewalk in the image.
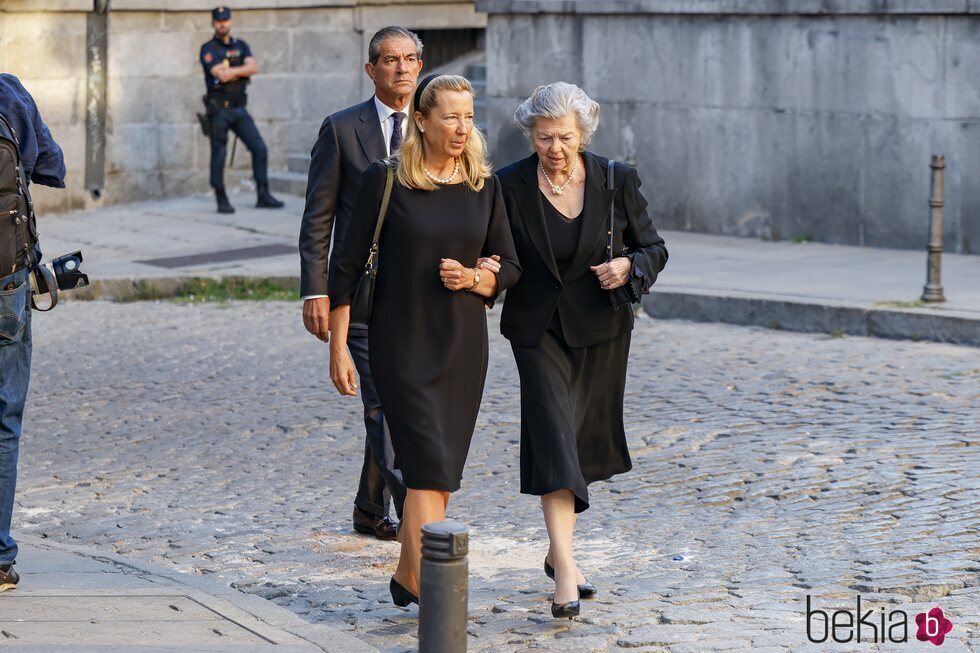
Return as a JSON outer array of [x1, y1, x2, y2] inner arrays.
[[0, 536, 376, 652], [648, 230, 980, 345], [18, 301, 980, 652], [36, 189, 980, 344]]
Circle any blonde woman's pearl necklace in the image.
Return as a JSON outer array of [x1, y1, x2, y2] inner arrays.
[[424, 159, 460, 184], [540, 157, 578, 196]]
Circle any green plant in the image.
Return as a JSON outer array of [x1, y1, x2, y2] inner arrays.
[[172, 277, 300, 303], [875, 300, 929, 309], [117, 280, 173, 302]]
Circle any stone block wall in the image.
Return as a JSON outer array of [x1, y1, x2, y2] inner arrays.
[[1, 0, 483, 214], [0, 8, 88, 214], [478, 0, 980, 253]]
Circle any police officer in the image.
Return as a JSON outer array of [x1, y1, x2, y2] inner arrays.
[[200, 6, 284, 213]]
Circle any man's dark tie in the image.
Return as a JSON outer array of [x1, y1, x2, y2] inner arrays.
[[390, 112, 404, 154]]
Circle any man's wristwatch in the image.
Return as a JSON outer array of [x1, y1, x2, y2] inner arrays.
[[466, 269, 480, 292]]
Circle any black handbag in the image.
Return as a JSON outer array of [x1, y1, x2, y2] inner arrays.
[[0, 113, 37, 279], [350, 160, 395, 325], [605, 159, 641, 310]]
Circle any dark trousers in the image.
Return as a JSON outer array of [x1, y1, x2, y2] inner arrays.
[[209, 105, 268, 190], [347, 325, 405, 520]]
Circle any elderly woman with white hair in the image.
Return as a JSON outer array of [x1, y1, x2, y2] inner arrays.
[[481, 82, 667, 619]]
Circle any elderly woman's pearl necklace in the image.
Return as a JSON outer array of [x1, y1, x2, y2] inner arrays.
[[424, 159, 460, 184], [539, 157, 579, 196]]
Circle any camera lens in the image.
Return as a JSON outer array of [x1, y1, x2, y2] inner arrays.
[[51, 251, 89, 291]]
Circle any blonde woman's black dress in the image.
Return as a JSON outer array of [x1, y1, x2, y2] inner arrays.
[[330, 162, 521, 492], [496, 152, 668, 513]]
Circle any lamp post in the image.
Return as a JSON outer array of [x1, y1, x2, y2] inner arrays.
[[921, 155, 946, 303]]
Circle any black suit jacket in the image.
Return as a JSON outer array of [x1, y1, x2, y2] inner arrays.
[[497, 152, 668, 348], [299, 98, 388, 297]]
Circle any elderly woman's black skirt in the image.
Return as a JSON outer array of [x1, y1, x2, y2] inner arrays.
[[511, 328, 633, 513]]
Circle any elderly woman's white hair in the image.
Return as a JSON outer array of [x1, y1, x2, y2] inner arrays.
[[514, 82, 600, 151]]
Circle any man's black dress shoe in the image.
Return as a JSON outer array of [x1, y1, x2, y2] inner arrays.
[[552, 598, 580, 619], [544, 559, 597, 598], [389, 577, 419, 607], [352, 507, 397, 540]]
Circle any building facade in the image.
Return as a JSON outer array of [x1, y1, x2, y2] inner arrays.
[[1, 0, 484, 213], [478, 0, 980, 253], [6, 0, 980, 253]]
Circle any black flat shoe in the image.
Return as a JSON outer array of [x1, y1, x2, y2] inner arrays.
[[389, 577, 418, 607], [551, 599, 580, 619], [544, 560, 597, 598]]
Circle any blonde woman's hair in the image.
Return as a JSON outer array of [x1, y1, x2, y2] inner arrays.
[[397, 74, 492, 192]]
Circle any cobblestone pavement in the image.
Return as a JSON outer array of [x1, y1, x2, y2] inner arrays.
[[18, 301, 980, 652]]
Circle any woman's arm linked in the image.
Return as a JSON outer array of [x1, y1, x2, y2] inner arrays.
[[439, 258, 499, 297]]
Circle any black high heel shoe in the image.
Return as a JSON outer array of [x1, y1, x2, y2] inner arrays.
[[551, 598, 580, 619], [544, 560, 597, 598], [389, 577, 419, 607]]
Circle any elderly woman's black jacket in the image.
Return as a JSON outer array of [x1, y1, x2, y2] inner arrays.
[[497, 151, 667, 348]]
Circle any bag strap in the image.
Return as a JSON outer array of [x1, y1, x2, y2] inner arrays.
[[0, 112, 39, 276], [0, 112, 34, 216], [0, 113, 20, 147], [605, 159, 615, 263], [365, 159, 395, 270]]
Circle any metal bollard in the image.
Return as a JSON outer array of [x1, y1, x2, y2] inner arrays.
[[419, 521, 469, 653], [922, 154, 946, 303]]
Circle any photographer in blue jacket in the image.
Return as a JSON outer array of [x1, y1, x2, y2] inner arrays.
[[0, 73, 67, 592]]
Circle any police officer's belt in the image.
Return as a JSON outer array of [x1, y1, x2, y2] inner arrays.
[[208, 95, 247, 109]]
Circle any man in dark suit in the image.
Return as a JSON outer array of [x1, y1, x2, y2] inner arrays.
[[298, 26, 422, 539]]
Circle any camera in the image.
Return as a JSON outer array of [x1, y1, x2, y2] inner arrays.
[[30, 251, 89, 311]]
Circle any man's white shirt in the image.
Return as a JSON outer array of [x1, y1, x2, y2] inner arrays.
[[375, 96, 408, 158]]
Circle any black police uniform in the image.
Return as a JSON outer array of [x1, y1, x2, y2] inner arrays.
[[200, 35, 266, 189], [200, 7, 281, 210]]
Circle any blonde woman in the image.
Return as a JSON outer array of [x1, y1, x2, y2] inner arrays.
[[328, 74, 521, 605]]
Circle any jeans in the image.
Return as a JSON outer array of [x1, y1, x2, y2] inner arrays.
[[0, 268, 32, 565], [209, 106, 269, 190]]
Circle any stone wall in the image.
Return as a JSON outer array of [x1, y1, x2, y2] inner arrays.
[[1, 1, 483, 214], [478, 0, 980, 253]]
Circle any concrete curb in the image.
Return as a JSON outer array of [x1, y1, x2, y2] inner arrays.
[[62, 275, 980, 347], [644, 289, 980, 347], [17, 535, 378, 653]]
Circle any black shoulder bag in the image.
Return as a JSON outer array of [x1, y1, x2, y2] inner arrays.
[[350, 160, 395, 324], [605, 159, 640, 310], [0, 113, 38, 279]]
